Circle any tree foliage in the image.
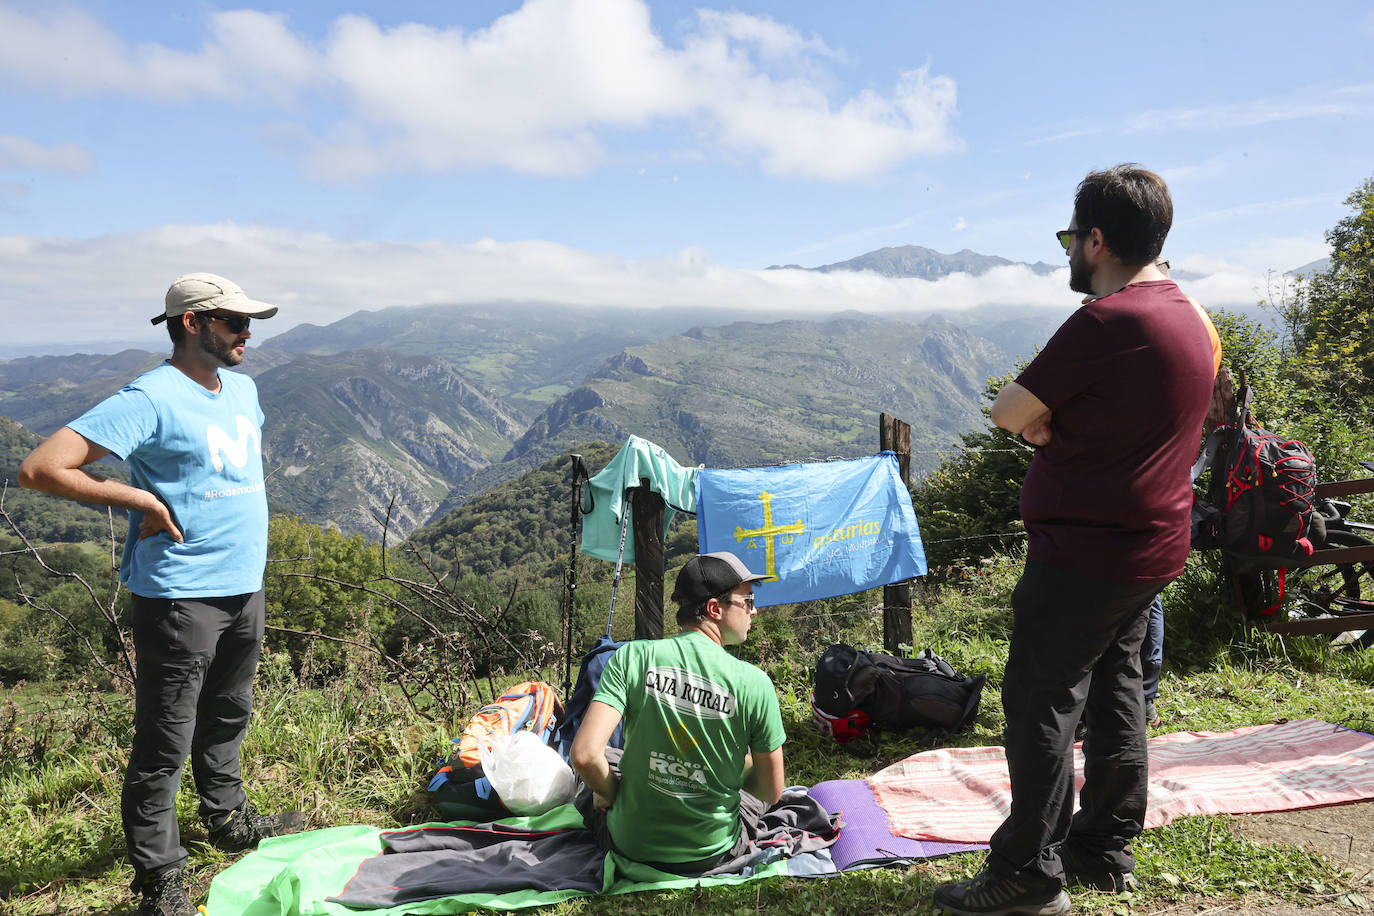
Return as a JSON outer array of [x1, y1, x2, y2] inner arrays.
[[409, 441, 622, 589], [910, 371, 1033, 579], [264, 515, 399, 673], [1272, 176, 1374, 420]]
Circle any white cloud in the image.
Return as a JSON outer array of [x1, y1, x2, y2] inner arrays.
[[1024, 126, 1102, 147], [1196, 234, 1330, 276], [1159, 154, 1233, 184], [0, 0, 959, 181], [0, 223, 1272, 350], [1176, 194, 1336, 227], [952, 218, 967, 232], [693, 62, 960, 180], [0, 134, 94, 172], [693, 9, 844, 67], [1123, 83, 1374, 134], [0, 7, 319, 101]]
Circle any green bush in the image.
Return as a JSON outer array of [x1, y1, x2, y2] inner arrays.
[[0, 630, 62, 683]]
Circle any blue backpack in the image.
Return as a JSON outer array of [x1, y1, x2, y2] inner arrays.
[[555, 633, 626, 760]]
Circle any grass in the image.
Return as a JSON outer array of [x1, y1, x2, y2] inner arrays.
[[2, 551, 1373, 915]]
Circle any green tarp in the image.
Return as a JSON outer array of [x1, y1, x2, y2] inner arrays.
[[207, 805, 797, 915]]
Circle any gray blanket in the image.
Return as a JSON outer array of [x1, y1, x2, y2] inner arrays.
[[330, 790, 838, 908]]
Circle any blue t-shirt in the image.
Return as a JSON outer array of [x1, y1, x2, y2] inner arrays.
[[69, 362, 269, 599]]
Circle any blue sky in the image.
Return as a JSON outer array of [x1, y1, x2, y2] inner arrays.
[[2, 0, 1371, 353]]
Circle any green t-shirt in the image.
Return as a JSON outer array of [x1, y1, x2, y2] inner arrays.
[[593, 631, 786, 865]]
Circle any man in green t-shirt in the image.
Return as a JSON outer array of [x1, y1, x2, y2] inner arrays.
[[571, 551, 787, 872]]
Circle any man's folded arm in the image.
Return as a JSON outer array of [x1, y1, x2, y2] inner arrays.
[[991, 381, 1053, 446]]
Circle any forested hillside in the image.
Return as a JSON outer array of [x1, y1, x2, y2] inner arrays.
[[0, 414, 124, 545], [255, 349, 525, 538], [504, 314, 1006, 477]]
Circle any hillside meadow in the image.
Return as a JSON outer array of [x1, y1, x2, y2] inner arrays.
[[3, 550, 1372, 916]]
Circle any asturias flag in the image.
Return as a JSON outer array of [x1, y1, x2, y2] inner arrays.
[[695, 452, 926, 607]]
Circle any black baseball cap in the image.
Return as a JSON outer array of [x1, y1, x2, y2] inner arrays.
[[671, 551, 767, 607]]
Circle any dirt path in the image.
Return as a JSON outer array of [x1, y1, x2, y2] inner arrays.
[[1230, 800, 1373, 875], [1190, 801, 1373, 914]]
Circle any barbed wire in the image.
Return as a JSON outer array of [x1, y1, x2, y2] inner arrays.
[[924, 531, 1026, 545]]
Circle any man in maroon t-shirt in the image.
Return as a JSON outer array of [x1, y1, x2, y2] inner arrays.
[[934, 166, 1214, 916]]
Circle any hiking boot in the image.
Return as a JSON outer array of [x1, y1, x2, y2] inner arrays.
[[1144, 700, 1162, 729], [1058, 843, 1138, 893], [137, 868, 196, 916], [933, 868, 1071, 916], [207, 801, 305, 852]]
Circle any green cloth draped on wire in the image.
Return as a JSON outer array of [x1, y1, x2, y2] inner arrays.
[[580, 436, 699, 562]]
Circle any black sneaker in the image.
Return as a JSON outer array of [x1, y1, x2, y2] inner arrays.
[[137, 868, 196, 916], [933, 868, 1071, 916], [207, 801, 305, 852], [1058, 843, 1138, 893]]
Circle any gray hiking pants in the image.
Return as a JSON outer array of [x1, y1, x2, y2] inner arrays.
[[988, 560, 1160, 886], [123, 590, 264, 885]]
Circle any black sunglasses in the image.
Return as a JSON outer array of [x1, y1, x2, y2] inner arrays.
[[1055, 228, 1092, 251], [201, 313, 252, 334]]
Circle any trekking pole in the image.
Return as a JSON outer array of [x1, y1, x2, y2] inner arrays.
[[604, 497, 632, 639], [561, 454, 589, 699]]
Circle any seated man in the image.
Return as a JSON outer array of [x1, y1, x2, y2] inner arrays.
[[570, 551, 786, 873]]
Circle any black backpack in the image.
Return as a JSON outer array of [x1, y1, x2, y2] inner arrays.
[[1192, 383, 1324, 567], [814, 644, 986, 735]]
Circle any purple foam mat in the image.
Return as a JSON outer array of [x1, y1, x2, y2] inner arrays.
[[810, 778, 986, 871]]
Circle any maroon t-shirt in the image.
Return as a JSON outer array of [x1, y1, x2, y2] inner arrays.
[[1015, 280, 1214, 583]]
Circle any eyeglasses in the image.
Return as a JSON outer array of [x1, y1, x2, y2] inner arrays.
[[201, 313, 252, 334], [1055, 228, 1092, 251], [717, 593, 756, 610]]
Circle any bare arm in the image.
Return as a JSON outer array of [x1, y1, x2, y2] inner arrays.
[[990, 381, 1053, 446], [570, 700, 623, 809], [742, 745, 785, 805], [18, 427, 182, 542]]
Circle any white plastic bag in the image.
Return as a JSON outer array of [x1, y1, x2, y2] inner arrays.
[[478, 730, 577, 815]]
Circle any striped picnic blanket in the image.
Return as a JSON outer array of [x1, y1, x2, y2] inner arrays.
[[869, 718, 1374, 844]]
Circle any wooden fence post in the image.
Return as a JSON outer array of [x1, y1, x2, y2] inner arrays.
[[630, 480, 665, 639], [880, 413, 914, 654]]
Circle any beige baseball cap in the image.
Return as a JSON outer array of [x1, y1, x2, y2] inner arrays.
[[152, 272, 279, 325]]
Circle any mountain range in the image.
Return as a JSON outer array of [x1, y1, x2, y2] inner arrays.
[[768, 244, 1060, 278], [0, 245, 1088, 540]]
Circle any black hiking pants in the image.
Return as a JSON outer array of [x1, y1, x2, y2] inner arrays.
[[123, 590, 264, 885], [987, 560, 1161, 886]]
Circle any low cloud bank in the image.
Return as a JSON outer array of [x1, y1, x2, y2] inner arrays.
[[1, 224, 1277, 351]]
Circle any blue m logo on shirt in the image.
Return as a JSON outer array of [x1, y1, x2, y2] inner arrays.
[[206, 415, 261, 473]]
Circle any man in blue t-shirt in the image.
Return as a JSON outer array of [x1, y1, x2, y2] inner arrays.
[[19, 273, 301, 916]]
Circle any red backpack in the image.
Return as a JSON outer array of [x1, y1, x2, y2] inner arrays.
[[1193, 384, 1325, 612]]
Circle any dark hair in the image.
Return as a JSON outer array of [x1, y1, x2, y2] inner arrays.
[[675, 589, 732, 628], [1073, 164, 1172, 266], [676, 601, 706, 628], [166, 312, 194, 345]]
